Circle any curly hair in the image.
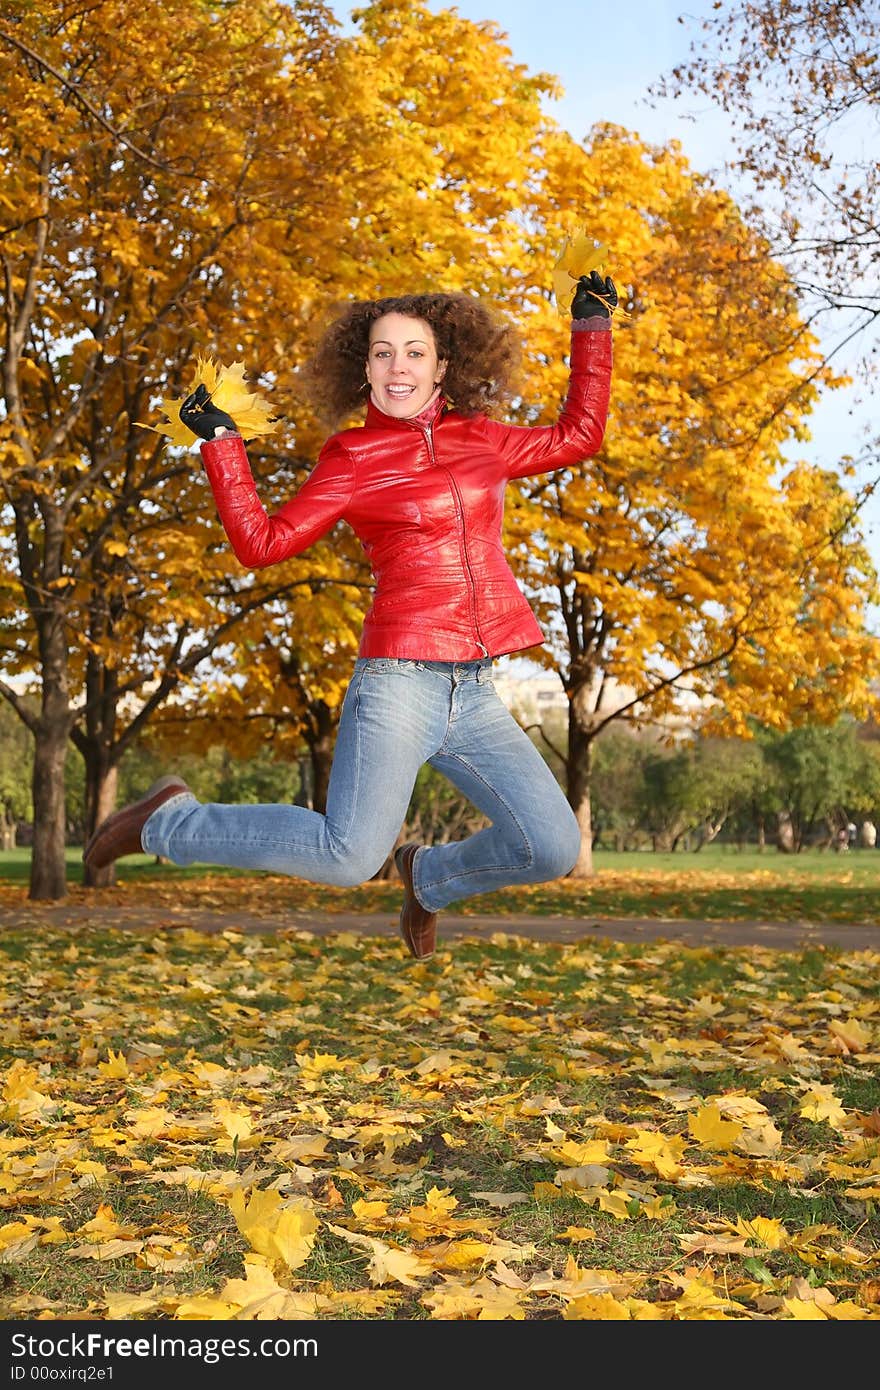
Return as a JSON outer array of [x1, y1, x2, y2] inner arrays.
[[300, 293, 521, 428]]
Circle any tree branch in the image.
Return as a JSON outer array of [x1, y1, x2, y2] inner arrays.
[[0, 26, 200, 177], [0, 678, 38, 733]]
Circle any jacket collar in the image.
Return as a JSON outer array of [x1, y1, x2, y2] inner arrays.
[[364, 391, 447, 431]]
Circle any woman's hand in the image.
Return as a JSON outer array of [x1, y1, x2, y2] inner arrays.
[[179, 383, 239, 440], [571, 270, 618, 320]]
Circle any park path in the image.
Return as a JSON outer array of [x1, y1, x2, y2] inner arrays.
[[2, 899, 880, 951]]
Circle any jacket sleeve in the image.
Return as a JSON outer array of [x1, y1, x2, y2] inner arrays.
[[198, 433, 355, 569], [484, 322, 612, 480]]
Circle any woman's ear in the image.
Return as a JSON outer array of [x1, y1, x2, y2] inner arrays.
[[436, 359, 448, 385]]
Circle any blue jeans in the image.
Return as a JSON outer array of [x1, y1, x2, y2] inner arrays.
[[141, 658, 581, 911]]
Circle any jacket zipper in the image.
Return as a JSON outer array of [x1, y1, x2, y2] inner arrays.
[[422, 422, 489, 657]]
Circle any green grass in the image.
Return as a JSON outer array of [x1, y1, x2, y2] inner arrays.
[[4, 842, 880, 876], [2, 844, 878, 924]]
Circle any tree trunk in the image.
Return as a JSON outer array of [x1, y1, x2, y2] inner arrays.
[[25, 491, 78, 899], [776, 810, 795, 853], [30, 670, 70, 901], [305, 700, 336, 815], [78, 617, 123, 888], [566, 702, 594, 877], [82, 762, 119, 888], [293, 755, 313, 809], [0, 807, 16, 851]]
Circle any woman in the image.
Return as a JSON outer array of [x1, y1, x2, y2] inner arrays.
[[84, 271, 617, 960]]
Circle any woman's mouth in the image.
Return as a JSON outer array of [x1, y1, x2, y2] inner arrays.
[[385, 384, 415, 400]]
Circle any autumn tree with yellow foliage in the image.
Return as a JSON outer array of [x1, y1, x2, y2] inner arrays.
[[1, 0, 877, 900], [0, 0, 385, 897], [503, 122, 879, 874], [137, 0, 576, 822], [0, 0, 563, 898]]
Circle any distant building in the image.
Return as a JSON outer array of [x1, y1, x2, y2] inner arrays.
[[491, 656, 704, 737], [491, 657, 635, 725]]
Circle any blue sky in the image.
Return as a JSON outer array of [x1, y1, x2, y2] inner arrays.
[[335, 1, 879, 586]]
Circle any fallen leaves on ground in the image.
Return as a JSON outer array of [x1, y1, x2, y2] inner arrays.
[[0, 924, 877, 1320]]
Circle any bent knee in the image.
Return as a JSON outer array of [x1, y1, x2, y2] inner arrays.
[[327, 845, 389, 889], [528, 811, 581, 880]]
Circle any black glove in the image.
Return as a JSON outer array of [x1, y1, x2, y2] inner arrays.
[[179, 383, 238, 440], [571, 270, 618, 320]]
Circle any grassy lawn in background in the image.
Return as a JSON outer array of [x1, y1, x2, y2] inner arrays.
[[1, 843, 878, 923]]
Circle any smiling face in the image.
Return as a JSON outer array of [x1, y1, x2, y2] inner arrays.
[[365, 312, 447, 419]]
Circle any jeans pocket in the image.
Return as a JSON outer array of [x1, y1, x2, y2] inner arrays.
[[361, 657, 423, 676]]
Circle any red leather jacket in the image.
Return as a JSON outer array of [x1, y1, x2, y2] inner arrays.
[[200, 321, 612, 661]]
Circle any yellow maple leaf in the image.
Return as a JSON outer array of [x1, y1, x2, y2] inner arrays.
[[126, 1106, 175, 1138], [533, 1181, 562, 1202], [554, 1139, 610, 1166], [369, 1242, 431, 1288], [826, 1300, 875, 1320], [440, 1131, 467, 1148], [426, 1237, 493, 1270], [2, 1062, 55, 1119], [423, 1186, 458, 1217], [97, 1049, 129, 1079], [556, 1225, 598, 1242], [103, 1291, 165, 1318], [69, 1237, 143, 1260], [266, 1204, 319, 1271], [228, 1187, 317, 1270], [596, 1189, 633, 1220], [626, 1130, 687, 1179], [212, 1100, 254, 1145], [736, 1118, 783, 1156], [0, 1222, 40, 1256], [564, 1292, 632, 1319], [799, 1085, 848, 1129], [173, 1295, 242, 1320], [147, 357, 279, 446], [734, 1215, 790, 1250], [352, 1198, 389, 1222], [688, 1103, 743, 1150], [551, 227, 628, 319], [272, 1134, 330, 1163], [220, 1254, 285, 1311], [227, 1186, 281, 1249], [828, 1018, 872, 1054], [326, 1222, 432, 1287], [552, 230, 607, 314], [425, 1275, 526, 1320], [76, 1205, 135, 1239], [295, 1050, 346, 1078], [783, 1297, 829, 1319], [489, 1013, 537, 1034]]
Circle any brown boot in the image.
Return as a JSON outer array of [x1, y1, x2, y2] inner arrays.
[[394, 842, 437, 960], [83, 776, 192, 871]]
